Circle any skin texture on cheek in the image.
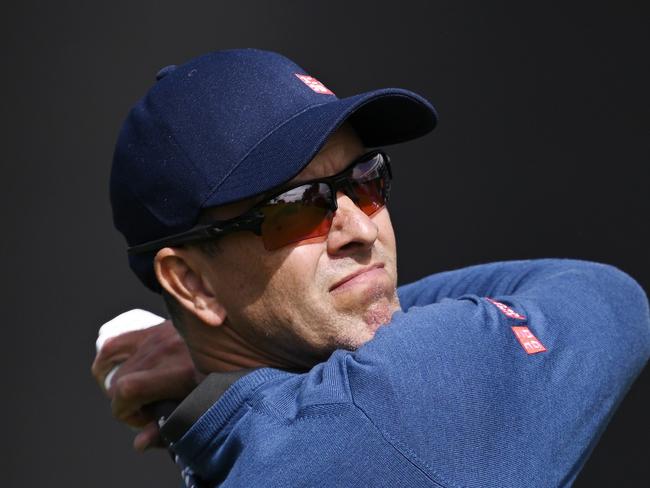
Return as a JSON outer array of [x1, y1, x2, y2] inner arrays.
[[202, 235, 337, 365]]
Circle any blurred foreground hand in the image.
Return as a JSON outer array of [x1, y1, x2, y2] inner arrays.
[[92, 315, 200, 450]]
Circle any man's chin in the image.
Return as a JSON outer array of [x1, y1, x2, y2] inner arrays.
[[362, 296, 400, 332], [334, 294, 400, 350]]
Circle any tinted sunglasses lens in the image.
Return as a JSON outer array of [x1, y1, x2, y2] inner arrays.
[[351, 154, 390, 216], [260, 183, 333, 250]]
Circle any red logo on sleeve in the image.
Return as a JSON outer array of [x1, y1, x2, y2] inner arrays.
[[295, 74, 335, 95], [511, 326, 547, 354], [487, 298, 526, 320]]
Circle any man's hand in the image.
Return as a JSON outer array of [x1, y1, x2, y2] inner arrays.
[[91, 320, 200, 450]]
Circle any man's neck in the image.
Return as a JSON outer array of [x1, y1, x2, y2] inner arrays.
[[183, 321, 311, 374]]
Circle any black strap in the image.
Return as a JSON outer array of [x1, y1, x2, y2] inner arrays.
[[159, 369, 255, 444]]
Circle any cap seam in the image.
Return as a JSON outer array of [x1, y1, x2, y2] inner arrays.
[[116, 109, 200, 242], [145, 96, 208, 200], [121, 97, 206, 238], [200, 100, 335, 207]]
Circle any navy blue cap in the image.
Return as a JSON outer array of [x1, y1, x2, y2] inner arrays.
[[111, 49, 437, 292]]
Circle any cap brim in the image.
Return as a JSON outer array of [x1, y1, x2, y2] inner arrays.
[[202, 88, 437, 207]]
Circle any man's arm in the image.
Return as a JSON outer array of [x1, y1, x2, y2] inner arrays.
[[350, 259, 650, 488]]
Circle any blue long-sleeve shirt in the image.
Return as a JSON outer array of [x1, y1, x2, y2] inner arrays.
[[165, 259, 650, 487]]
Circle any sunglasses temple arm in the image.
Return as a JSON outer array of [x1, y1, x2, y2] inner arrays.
[[126, 226, 221, 255], [127, 214, 264, 255]]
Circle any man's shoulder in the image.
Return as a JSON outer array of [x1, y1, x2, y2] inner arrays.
[[397, 258, 648, 310]]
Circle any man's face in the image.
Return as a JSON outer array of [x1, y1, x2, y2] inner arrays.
[[190, 125, 400, 368]]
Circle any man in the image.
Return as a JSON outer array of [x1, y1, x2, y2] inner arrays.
[[94, 49, 650, 487]]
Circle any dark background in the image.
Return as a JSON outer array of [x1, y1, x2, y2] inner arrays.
[[2, 1, 648, 486]]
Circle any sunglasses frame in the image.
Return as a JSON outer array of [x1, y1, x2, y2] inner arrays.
[[127, 150, 392, 255]]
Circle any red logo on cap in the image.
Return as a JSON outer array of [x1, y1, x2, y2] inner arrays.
[[487, 298, 526, 320], [295, 74, 335, 95], [511, 326, 547, 354]]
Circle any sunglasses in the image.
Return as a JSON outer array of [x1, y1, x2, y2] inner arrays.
[[128, 150, 392, 255]]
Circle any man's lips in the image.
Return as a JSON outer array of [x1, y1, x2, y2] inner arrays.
[[329, 264, 386, 292]]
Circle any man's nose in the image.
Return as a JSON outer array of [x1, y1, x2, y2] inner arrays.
[[326, 191, 379, 255]]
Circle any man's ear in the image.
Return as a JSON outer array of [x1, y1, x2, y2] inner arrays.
[[154, 247, 227, 327]]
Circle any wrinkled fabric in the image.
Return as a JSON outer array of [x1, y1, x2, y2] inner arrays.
[[171, 259, 650, 487]]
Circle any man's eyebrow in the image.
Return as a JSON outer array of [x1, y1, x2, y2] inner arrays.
[[263, 148, 369, 200], [273, 178, 308, 194], [258, 175, 311, 201]]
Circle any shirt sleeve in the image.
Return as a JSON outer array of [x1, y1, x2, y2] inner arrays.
[[346, 259, 650, 488]]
